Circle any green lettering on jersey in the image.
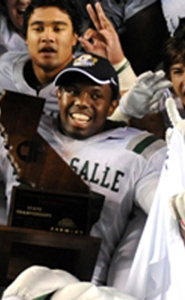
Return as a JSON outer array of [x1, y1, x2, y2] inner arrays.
[[70, 157, 80, 173], [79, 160, 89, 180], [111, 170, 125, 192], [90, 163, 100, 184], [100, 166, 110, 188]]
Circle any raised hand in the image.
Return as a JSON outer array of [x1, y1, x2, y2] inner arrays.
[[79, 2, 124, 65], [119, 70, 172, 118]]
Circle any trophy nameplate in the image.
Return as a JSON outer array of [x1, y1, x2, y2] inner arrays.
[[8, 187, 90, 235], [8, 187, 104, 235]]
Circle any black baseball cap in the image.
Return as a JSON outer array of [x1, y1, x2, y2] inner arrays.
[[55, 53, 119, 100]]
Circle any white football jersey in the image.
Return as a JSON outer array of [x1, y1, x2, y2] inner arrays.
[[0, 51, 59, 115], [0, 110, 166, 285], [38, 116, 167, 285]]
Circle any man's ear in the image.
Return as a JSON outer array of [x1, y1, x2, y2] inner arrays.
[[72, 33, 78, 47], [57, 88, 62, 103], [107, 99, 119, 116]]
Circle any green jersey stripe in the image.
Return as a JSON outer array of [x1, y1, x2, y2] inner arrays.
[[133, 135, 160, 154]]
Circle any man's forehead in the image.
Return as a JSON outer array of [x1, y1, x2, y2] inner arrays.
[[61, 80, 112, 95], [28, 6, 71, 23], [170, 63, 185, 69]]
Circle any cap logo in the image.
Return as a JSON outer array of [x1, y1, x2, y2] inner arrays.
[[73, 54, 98, 67]]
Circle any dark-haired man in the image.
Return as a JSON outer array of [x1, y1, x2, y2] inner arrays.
[[38, 53, 167, 286], [0, 0, 80, 114], [0, 53, 167, 286]]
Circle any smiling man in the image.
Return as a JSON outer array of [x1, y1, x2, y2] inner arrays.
[[55, 54, 118, 140], [0, 53, 167, 288], [6, 0, 30, 34], [36, 53, 167, 287]]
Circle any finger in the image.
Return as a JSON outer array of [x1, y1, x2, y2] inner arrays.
[[146, 89, 165, 113], [94, 2, 114, 30], [148, 71, 166, 87], [152, 80, 172, 93], [78, 37, 95, 53], [83, 28, 100, 41], [137, 70, 169, 89], [165, 97, 182, 126], [148, 100, 160, 113], [153, 70, 166, 81], [86, 3, 101, 31], [136, 71, 155, 84]]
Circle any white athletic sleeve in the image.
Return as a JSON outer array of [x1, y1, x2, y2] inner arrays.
[[0, 133, 19, 223]]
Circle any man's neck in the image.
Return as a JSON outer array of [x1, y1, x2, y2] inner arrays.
[[32, 57, 73, 86], [32, 65, 60, 86]]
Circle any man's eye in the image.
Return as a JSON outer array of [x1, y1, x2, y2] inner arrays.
[[91, 93, 101, 100], [33, 27, 43, 32], [53, 27, 63, 32], [173, 69, 184, 75], [66, 88, 80, 96]]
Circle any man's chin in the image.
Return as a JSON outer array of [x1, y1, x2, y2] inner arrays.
[[38, 62, 59, 73], [65, 128, 91, 140]]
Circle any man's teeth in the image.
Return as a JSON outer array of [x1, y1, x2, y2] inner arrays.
[[72, 113, 90, 121], [17, 9, 26, 14]]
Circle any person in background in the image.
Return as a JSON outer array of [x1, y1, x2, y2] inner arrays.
[[0, 0, 29, 54], [162, 20, 185, 114]]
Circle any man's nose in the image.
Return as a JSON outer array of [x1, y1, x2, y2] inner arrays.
[[74, 92, 90, 107], [41, 28, 55, 43]]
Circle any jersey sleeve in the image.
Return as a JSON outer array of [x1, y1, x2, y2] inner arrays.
[[0, 132, 19, 223]]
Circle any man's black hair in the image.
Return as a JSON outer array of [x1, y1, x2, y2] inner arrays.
[[23, 0, 82, 38], [162, 19, 185, 79], [0, 0, 7, 16], [162, 38, 185, 79]]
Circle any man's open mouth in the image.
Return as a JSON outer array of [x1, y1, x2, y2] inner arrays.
[[70, 113, 92, 125], [40, 48, 56, 53], [17, 8, 26, 15]]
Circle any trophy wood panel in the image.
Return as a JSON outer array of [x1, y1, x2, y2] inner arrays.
[[0, 225, 101, 285], [0, 90, 89, 194], [0, 90, 45, 137]]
